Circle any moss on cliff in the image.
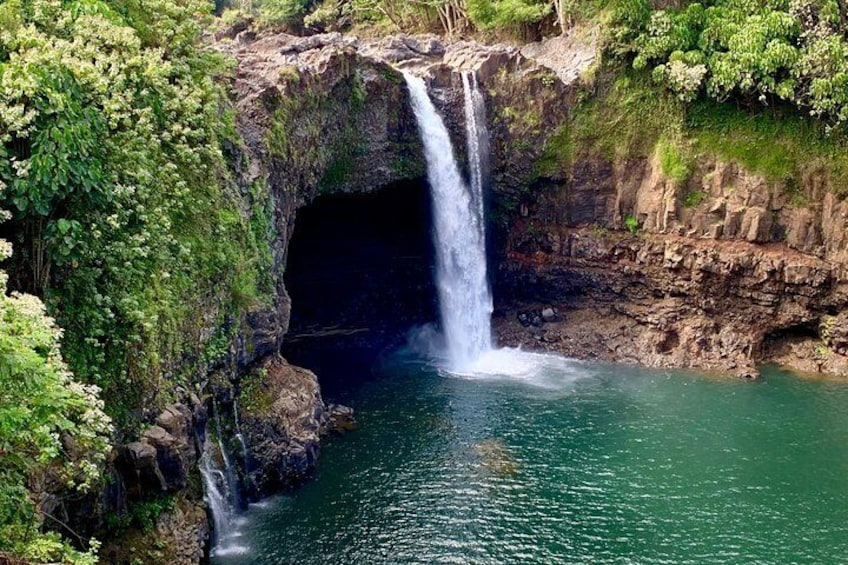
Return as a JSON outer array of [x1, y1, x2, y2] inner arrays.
[[535, 67, 848, 197]]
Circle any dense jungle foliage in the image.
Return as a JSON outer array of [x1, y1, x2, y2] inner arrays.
[[0, 0, 271, 560], [0, 0, 272, 418]]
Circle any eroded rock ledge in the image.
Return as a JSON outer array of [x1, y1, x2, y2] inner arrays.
[[497, 150, 848, 378], [497, 229, 848, 378]]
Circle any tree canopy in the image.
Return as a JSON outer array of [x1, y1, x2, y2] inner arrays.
[[0, 219, 111, 563], [617, 0, 848, 126]]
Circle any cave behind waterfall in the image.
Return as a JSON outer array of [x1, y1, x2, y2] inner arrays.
[[282, 179, 437, 397]]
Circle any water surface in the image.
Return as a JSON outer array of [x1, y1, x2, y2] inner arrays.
[[215, 354, 848, 564]]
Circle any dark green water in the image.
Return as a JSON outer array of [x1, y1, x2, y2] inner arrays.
[[214, 352, 848, 564]]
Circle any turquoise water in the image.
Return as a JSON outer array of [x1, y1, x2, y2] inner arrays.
[[214, 352, 848, 564]]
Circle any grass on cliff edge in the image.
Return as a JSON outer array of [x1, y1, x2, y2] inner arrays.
[[540, 70, 848, 195]]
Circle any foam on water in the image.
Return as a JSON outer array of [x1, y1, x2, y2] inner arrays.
[[456, 348, 583, 384]]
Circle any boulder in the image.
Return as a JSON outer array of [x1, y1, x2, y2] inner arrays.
[[325, 404, 357, 433], [239, 356, 327, 495], [116, 442, 167, 498]]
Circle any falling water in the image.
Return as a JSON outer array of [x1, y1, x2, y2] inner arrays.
[[462, 71, 489, 223], [200, 439, 233, 543], [201, 399, 249, 557], [211, 396, 240, 509], [404, 72, 493, 371], [233, 399, 249, 465]]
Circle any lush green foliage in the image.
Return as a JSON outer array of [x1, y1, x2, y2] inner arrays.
[[467, 0, 551, 30], [686, 99, 848, 189], [656, 136, 691, 185], [0, 0, 272, 421], [537, 66, 848, 196], [0, 221, 111, 563], [256, 0, 310, 26], [262, 0, 576, 35], [615, 0, 848, 126]]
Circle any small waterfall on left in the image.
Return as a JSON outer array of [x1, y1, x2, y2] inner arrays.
[[200, 397, 249, 557]]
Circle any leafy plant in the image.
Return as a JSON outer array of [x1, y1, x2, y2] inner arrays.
[[624, 213, 639, 233], [0, 217, 111, 563], [0, 0, 274, 422], [657, 137, 691, 185], [683, 190, 707, 208], [618, 0, 848, 127]]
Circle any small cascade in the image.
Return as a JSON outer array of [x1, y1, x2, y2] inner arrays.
[[200, 439, 234, 544], [201, 396, 249, 557], [211, 395, 240, 509], [233, 399, 249, 465], [404, 72, 493, 371]]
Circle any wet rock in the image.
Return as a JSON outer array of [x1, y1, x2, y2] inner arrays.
[[142, 426, 189, 492], [541, 307, 557, 322], [239, 356, 327, 495], [101, 497, 209, 565], [497, 224, 848, 377], [517, 311, 543, 327], [116, 442, 167, 497], [325, 404, 357, 433]]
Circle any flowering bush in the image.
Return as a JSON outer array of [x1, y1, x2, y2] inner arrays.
[[0, 221, 111, 563], [619, 0, 848, 127], [0, 0, 271, 418]]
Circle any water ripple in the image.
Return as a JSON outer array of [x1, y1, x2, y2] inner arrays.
[[214, 361, 848, 565]]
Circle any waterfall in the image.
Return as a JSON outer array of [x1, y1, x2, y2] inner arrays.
[[200, 399, 249, 556], [404, 72, 493, 371], [462, 71, 489, 224], [211, 396, 240, 509], [233, 398, 249, 465], [200, 439, 234, 545]]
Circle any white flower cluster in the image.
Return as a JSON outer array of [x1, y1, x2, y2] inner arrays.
[[656, 60, 707, 102]]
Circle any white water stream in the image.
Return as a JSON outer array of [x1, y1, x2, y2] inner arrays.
[[406, 71, 577, 382], [404, 72, 493, 372]]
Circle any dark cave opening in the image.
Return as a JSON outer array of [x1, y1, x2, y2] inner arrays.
[[281, 178, 438, 399]]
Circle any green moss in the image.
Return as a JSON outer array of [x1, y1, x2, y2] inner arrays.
[[379, 66, 404, 85], [624, 214, 639, 233], [499, 105, 542, 134], [555, 68, 848, 202], [682, 189, 706, 208], [686, 101, 848, 195], [239, 367, 273, 415], [536, 123, 573, 177], [657, 136, 691, 185], [319, 153, 354, 190], [389, 153, 424, 178], [104, 495, 176, 536], [570, 71, 685, 161]]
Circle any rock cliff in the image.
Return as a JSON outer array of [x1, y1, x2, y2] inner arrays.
[[221, 27, 848, 382]]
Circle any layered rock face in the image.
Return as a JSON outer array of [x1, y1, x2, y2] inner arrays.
[[497, 153, 848, 378]]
